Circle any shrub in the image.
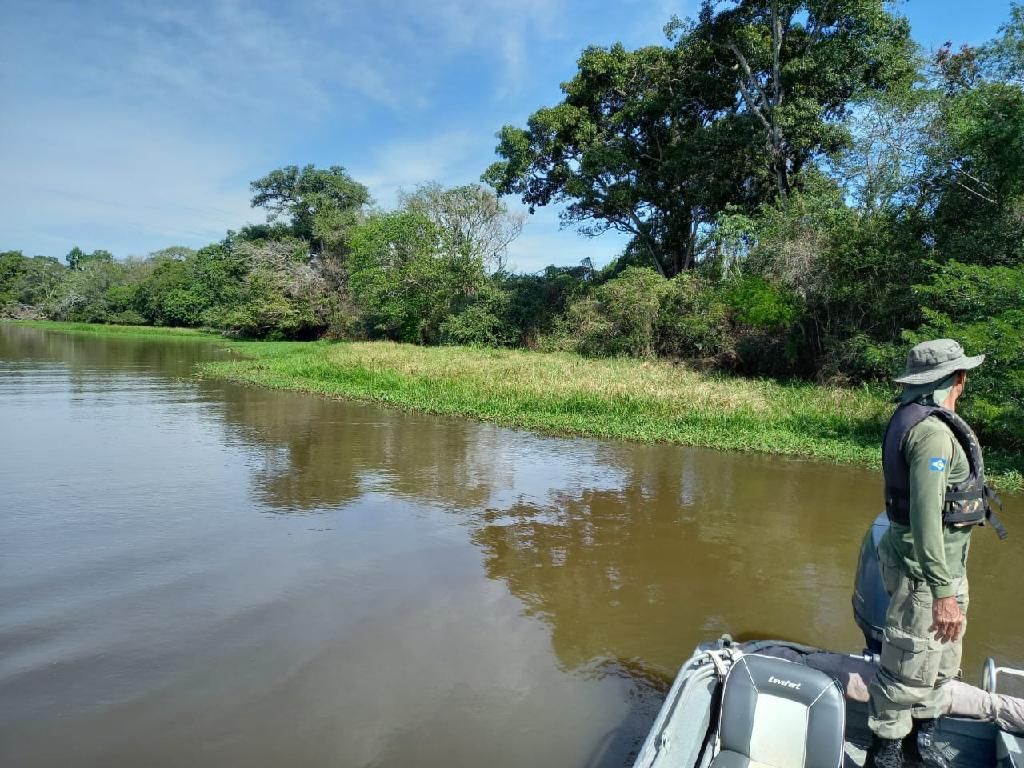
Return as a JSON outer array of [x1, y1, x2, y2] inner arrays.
[[564, 267, 668, 357], [655, 273, 731, 359], [908, 262, 1024, 451], [440, 284, 516, 347]]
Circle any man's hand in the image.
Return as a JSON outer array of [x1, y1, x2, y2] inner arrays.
[[930, 596, 963, 643]]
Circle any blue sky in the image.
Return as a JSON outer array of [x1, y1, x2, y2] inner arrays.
[[0, 0, 1018, 272]]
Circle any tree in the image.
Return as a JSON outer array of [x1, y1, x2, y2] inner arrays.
[[65, 246, 113, 270], [486, 42, 763, 278], [689, 0, 915, 197], [249, 165, 370, 255], [219, 237, 335, 339], [981, 2, 1024, 85], [909, 261, 1024, 451], [47, 258, 125, 322], [485, 1, 913, 278], [399, 183, 524, 273], [925, 81, 1024, 267], [0, 251, 27, 309], [347, 212, 489, 344]]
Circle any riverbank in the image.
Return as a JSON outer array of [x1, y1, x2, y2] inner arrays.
[[10, 320, 1021, 490], [212, 338, 892, 465], [7, 320, 219, 340]]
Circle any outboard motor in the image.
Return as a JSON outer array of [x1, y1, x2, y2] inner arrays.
[[851, 511, 891, 654]]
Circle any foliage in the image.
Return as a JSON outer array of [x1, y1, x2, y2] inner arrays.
[[399, 183, 524, 273], [347, 212, 490, 344], [909, 262, 1024, 449], [485, 0, 913, 277], [655, 273, 732, 359], [217, 238, 335, 339], [47, 258, 128, 322], [438, 282, 516, 347], [1, 251, 66, 315], [687, 0, 916, 195], [926, 82, 1024, 267], [250, 165, 370, 255], [65, 246, 114, 270], [495, 263, 594, 348], [564, 267, 669, 357]]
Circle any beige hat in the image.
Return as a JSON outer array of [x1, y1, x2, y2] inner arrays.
[[894, 338, 985, 385]]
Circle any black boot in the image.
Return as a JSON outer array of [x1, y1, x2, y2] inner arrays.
[[866, 735, 904, 768], [903, 720, 923, 763], [915, 718, 955, 768]]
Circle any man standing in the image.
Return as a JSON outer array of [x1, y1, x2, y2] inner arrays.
[[866, 339, 1005, 768]]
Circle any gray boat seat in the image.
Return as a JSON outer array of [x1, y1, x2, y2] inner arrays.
[[710, 653, 845, 768]]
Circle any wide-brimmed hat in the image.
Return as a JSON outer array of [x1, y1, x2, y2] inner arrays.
[[893, 338, 985, 385]]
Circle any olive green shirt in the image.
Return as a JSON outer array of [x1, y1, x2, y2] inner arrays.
[[880, 415, 972, 599]]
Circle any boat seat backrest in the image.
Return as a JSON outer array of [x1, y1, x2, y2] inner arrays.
[[710, 653, 845, 768]]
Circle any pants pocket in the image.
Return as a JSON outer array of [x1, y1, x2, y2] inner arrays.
[[878, 546, 903, 596], [881, 628, 939, 688]]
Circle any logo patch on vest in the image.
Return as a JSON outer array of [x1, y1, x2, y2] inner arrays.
[[929, 457, 947, 472]]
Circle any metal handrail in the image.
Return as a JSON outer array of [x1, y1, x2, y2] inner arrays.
[[982, 657, 1024, 693]]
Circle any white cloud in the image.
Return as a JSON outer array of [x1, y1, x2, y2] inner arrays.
[[350, 129, 493, 208], [0, 0, 606, 261], [0, 108, 257, 257]]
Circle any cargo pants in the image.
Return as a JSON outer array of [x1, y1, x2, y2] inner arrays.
[[867, 546, 969, 740]]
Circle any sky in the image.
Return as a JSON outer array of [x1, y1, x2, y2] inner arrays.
[[0, 0, 1018, 273]]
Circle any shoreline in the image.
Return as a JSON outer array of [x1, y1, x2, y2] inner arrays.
[[8, 320, 1021, 491]]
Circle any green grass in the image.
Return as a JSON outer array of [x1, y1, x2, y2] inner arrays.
[[4, 319, 222, 340], [206, 339, 893, 464], [204, 340, 1023, 490]]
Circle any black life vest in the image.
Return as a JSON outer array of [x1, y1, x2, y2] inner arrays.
[[882, 402, 1007, 538]]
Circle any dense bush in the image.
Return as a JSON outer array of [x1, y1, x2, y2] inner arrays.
[[0, 251, 65, 314], [655, 273, 731, 359], [564, 267, 667, 357], [347, 212, 491, 344], [908, 262, 1024, 449]]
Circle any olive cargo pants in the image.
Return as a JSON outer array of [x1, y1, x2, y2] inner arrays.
[[867, 547, 969, 740]]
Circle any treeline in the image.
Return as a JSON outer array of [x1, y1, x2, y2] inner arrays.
[[3, 0, 1024, 453]]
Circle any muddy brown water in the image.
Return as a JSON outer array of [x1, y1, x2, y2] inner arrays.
[[1, 324, 1020, 767]]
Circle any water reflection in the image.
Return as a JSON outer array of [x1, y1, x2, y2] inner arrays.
[[196, 350, 881, 673], [208, 385, 502, 515], [180, 331, 1020, 677]]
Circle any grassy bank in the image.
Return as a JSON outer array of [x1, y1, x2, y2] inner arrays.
[[205, 341, 1024, 489], [208, 339, 893, 465], [4, 319, 222, 340]]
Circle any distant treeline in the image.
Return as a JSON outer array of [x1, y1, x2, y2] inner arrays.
[[3, 0, 1024, 454]]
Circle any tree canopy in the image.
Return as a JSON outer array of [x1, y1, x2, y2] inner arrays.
[[485, 0, 914, 278], [250, 165, 370, 255]]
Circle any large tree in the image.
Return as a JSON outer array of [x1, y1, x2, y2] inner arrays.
[[249, 165, 370, 256], [485, 0, 913, 278], [691, 0, 915, 197], [399, 183, 524, 273], [485, 43, 748, 278]]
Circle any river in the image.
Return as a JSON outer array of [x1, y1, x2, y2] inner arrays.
[[1, 324, 1020, 767]]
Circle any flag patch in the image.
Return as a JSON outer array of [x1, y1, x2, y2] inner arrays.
[[929, 457, 947, 472]]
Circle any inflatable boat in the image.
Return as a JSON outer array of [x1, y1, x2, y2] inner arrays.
[[631, 637, 1024, 767], [633, 513, 1023, 767]]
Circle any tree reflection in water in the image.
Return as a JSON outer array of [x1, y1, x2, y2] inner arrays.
[[208, 376, 878, 678]]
